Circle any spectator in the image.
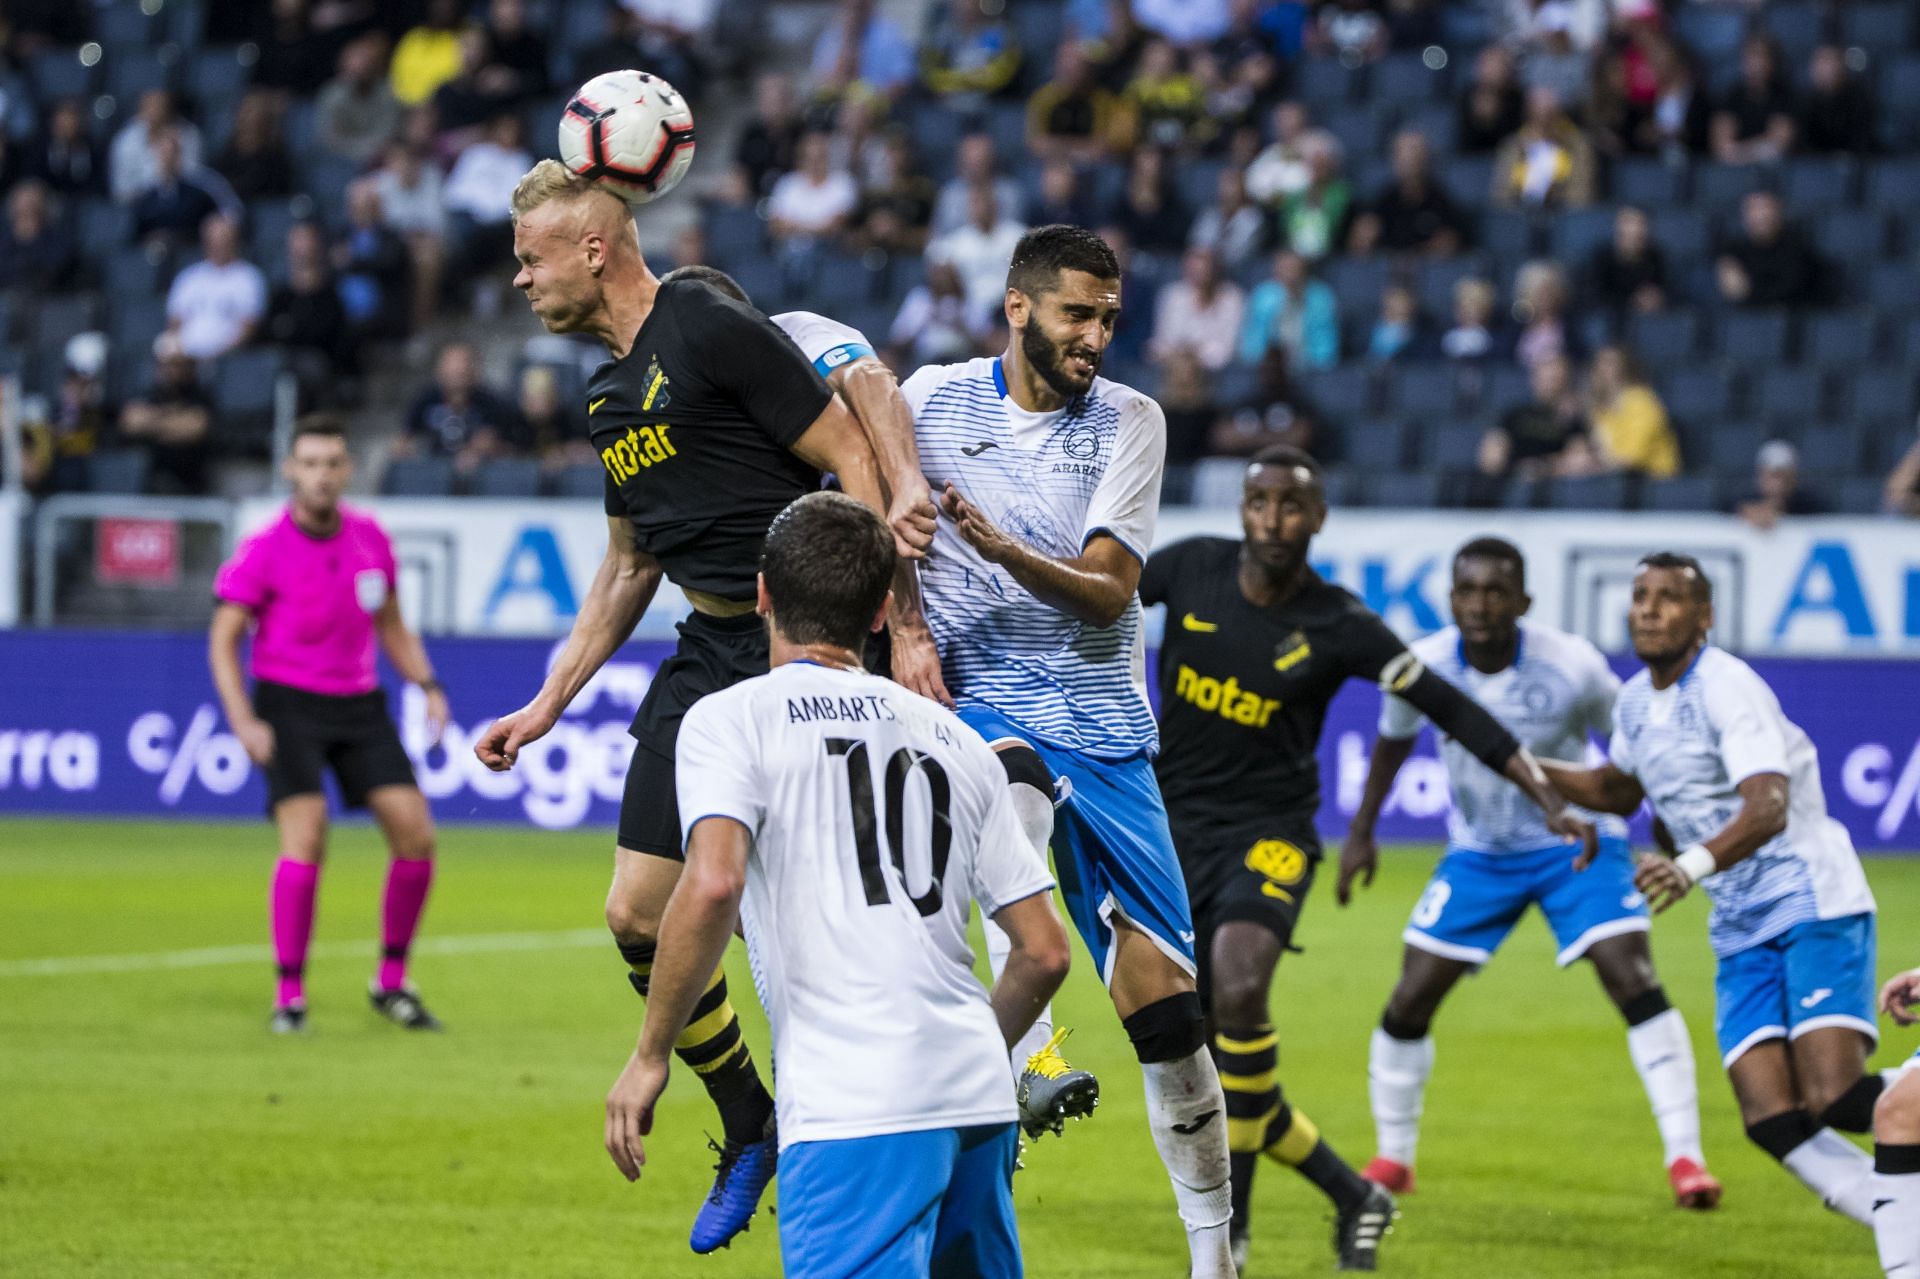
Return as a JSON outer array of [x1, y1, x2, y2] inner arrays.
[[1030, 159, 1097, 229], [1027, 40, 1126, 162], [1210, 348, 1320, 458], [1245, 101, 1314, 205], [1150, 246, 1246, 371], [617, 0, 719, 98], [0, 179, 78, 292], [401, 342, 529, 472], [118, 333, 214, 495], [110, 90, 206, 204], [1277, 132, 1350, 262], [1113, 145, 1190, 255], [22, 332, 115, 495], [920, 0, 1023, 118], [30, 98, 104, 197], [1365, 281, 1433, 363], [1711, 35, 1796, 167], [335, 180, 412, 344], [433, 27, 519, 138], [1124, 39, 1207, 151], [931, 133, 1024, 236], [1511, 260, 1579, 371], [1133, 0, 1231, 46], [734, 73, 803, 200], [390, 0, 467, 107], [1632, 36, 1710, 160], [1515, 4, 1590, 105], [1730, 439, 1825, 530], [889, 259, 989, 365], [768, 131, 861, 243], [827, 94, 891, 191], [1801, 45, 1875, 156], [1346, 129, 1465, 257], [1192, 44, 1271, 142], [215, 91, 295, 201], [443, 113, 533, 289], [1240, 249, 1339, 371], [668, 225, 709, 272], [317, 33, 403, 166], [520, 366, 594, 470], [1310, 0, 1390, 65], [165, 213, 267, 361], [1440, 276, 1508, 363], [927, 184, 1027, 318], [1157, 347, 1219, 467], [482, 0, 550, 103], [853, 131, 937, 254], [810, 0, 917, 104], [269, 222, 357, 391], [1499, 0, 1605, 53], [1478, 352, 1588, 481], [1491, 86, 1596, 209], [1186, 166, 1267, 273], [371, 143, 448, 335], [1883, 425, 1920, 517], [1459, 44, 1525, 153], [251, 0, 338, 100], [1587, 204, 1667, 319], [1586, 345, 1678, 478], [132, 129, 240, 251], [1095, 224, 1157, 364], [1715, 190, 1820, 308]]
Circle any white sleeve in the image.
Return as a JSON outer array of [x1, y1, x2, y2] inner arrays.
[[968, 781, 1056, 916], [673, 696, 765, 843], [1607, 721, 1636, 776], [1583, 648, 1621, 741], [1701, 659, 1791, 785], [773, 311, 875, 375], [1377, 690, 1426, 740], [899, 364, 943, 417], [1083, 391, 1166, 563]]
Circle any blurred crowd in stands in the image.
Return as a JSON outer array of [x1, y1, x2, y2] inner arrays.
[[2, 0, 1920, 518]]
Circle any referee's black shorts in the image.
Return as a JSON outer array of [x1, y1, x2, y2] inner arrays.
[[252, 680, 416, 812], [1174, 814, 1322, 996]]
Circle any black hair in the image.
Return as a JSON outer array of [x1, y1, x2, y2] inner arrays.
[[291, 413, 347, 445], [660, 263, 749, 305], [1637, 551, 1712, 602], [1454, 536, 1526, 589], [761, 492, 896, 651], [1247, 443, 1323, 481], [1006, 224, 1120, 299]]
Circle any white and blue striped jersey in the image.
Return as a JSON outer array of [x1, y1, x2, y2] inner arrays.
[[1381, 621, 1628, 854], [901, 357, 1166, 759], [772, 311, 876, 378], [1609, 646, 1874, 957]]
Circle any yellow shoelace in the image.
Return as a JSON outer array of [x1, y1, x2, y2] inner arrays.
[[1023, 1026, 1076, 1080]]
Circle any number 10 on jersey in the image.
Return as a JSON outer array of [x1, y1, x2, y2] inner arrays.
[[825, 738, 953, 916]]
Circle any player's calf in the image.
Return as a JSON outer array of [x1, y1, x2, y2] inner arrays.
[[1874, 1070, 1920, 1277], [1745, 1106, 1876, 1224], [1123, 989, 1235, 1279]]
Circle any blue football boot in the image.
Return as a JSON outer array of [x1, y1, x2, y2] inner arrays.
[[689, 1124, 777, 1254]]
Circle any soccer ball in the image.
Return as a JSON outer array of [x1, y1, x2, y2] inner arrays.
[[558, 70, 697, 205]]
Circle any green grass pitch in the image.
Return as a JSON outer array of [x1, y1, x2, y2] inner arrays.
[[2, 818, 1913, 1278]]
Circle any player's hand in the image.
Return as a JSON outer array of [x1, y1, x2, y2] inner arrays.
[[1633, 852, 1692, 914], [888, 478, 938, 560], [423, 687, 451, 747], [891, 622, 954, 709], [474, 701, 559, 771], [940, 483, 1018, 566], [1881, 968, 1920, 1026], [605, 1051, 668, 1182], [1547, 807, 1600, 870], [235, 716, 275, 767], [1335, 826, 1378, 906]]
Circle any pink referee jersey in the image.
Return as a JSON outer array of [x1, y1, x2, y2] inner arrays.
[[214, 504, 397, 697]]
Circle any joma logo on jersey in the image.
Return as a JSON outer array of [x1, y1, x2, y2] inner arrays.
[[601, 423, 677, 482], [1174, 664, 1280, 728]]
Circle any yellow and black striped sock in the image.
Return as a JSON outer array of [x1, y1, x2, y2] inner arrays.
[[1262, 1084, 1371, 1214], [1215, 1024, 1280, 1230], [621, 941, 773, 1145]]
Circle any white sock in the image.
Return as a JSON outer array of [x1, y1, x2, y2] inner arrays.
[[988, 780, 1060, 1068], [1625, 1009, 1704, 1167], [1369, 1027, 1435, 1166], [1783, 1128, 1877, 1225], [1874, 1165, 1920, 1275], [1141, 1048, 1235, 1278]]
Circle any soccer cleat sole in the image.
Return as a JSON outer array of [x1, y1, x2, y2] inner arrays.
[[1668, 1158, 1723, 1210], [1020, 1074, 1100, 1138]]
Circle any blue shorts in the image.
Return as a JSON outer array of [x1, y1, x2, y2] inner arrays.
[[1402, 838, 1649, 969], [778, 1123, 1021, 1279], [959, 706, 1196, 986], [1713, 911, 1878, 1068]]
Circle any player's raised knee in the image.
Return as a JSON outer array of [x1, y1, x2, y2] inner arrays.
[[604, 892, 659, 948], [1875, 1075, 1920, 1138]]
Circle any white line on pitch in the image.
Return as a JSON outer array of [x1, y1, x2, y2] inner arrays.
[[0, 928, 609, 978]]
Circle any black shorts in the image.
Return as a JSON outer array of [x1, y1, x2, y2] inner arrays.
[[618, 610, 769, 858], [252, 680, 416, 811], [1176, 815, 1321, 979]]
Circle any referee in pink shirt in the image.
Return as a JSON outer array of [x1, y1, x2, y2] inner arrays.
[[210, 416, 449, 1034]]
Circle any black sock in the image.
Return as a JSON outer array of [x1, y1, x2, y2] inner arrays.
[[1877, 1142, 1920, 1174], [1819, 1074, 1885, 1134], [1264, 1099, 1371, 1213], [1746, 1108, 1818, 1161]]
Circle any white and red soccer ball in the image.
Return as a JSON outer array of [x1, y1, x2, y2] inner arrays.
[[558, 70, 696, 205]]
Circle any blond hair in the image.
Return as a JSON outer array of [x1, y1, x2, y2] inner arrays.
[[509, 158, 598, 223]]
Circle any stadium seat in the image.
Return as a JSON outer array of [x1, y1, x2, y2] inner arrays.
[[469, 458, 543, 498], [1640, 474, 1717, 512], [187, 47, 251, 108], [1846, 369, 1919, 425], [1715, 310, 1792, 366], [109, 295, 170, 355], [78, 200, 132, 251], [29, 48, 96, 102], [1810, 210, 1888, 272], [1648, 209, 1708, 262], [1864, 264, 1920, 313], [1293, 58, 1360, 110], [95, 4, 159, 45], [1754, 368, 1826, 426], [212, 349, 285, 446], [553, 463, 605, 499], [1381, 362, 1459, 418], [1370, 52, 1445, 109], [1760, 2, 1824, 65], [1546, 474, 1636, 510], [1478, 210, 1537, 263], [1549, 207, 1613, 267], [1694, 165, 1766, 218], [1796, 424, 1869, 477], [104, 48, 178, 102], [1320, 467, 1363, 506], [1613, 160, 1686, 210], [1864, 158, 1920, 211], [1189, 457, 1251, 509], [1840, 3, 1914, 53], [85, 450, 152, 495], [298, 154, 364, 229], [1627, 311, 1701, 370], [381, 458, 455, 497], [1662, 368, 1735, 424], [1477, 366, 1532, 416], [1298, 367, 1374, 422], [1674, 5, 1748, 67], [1420, 421, 1484, 471], [35, 295, 101, 356], [1803, 311, 1881, 368], [1321, 258, 1392, 314], [1499, 477, 1542, 509], [1781, 157, 1858, 216], [1835, 476, 1891, 515], [702, 203, 767, 270], [1397, 104, 1459, 157], [1323, 106, 1392, 166], [103, 245, 170, 298], [1369, 472, 1443, 508], [1439, 156, 1495, 213], [1356, 418, 1414, 469], [1700, 423, 1768, 472]]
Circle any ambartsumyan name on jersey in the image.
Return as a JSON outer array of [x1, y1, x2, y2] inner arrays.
[[901, 357, 1166, 761], [772, 311, 876, 378], [1382, 621, 1628, 855], [675, 661, 1055, 1150], [1609, 646, 1875, 958]]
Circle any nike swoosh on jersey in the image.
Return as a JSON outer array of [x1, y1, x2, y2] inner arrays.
[[588, 396, 608, 414], [1171, 1110, 1220, 1135], [960, 441, 999, 457], [1798, 988, 1833, 1009], [1181, 613, 1218, 632]]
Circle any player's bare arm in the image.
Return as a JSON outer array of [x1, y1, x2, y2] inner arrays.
[[373, 595, 448, 745], [208, 602, 274, 766], [1882, 968, 1920, 1025], [984, 889, 1072, 1050], [606, 815, 750, 1182], [827, 358, 936, 559], [940, 484, 1141, 629], [1540, 757, 1647, 817], [1635, 772, 1788, 913], [1337, 734, 1417, 904], [477, 517, 663, 771]]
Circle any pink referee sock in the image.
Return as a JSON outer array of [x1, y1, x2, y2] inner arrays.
[[378, 858, 435, 993], [270, 857, 321, 1009]]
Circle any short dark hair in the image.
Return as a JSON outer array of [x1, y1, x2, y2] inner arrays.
[[660, 263, 750, 304], [1006, 224, 1120, 298], [291, 413, 347, 445], [1246, 444, 1323, 494], [761, 492, 896, 651], [1454, 536, 1526, 588], [1637, 551, 1712, 602]]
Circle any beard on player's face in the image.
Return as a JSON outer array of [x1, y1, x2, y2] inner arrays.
[[1021, 309, 1102, 398]]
